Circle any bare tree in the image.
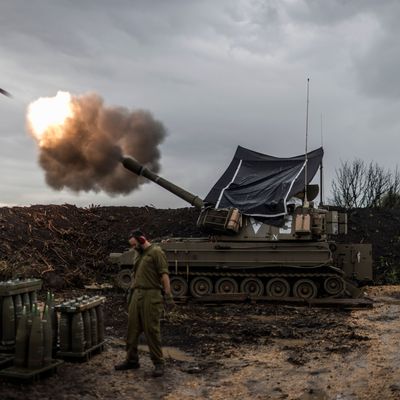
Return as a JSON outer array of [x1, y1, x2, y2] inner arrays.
[[380, 168, 400, 208], [331, 159, 367, 208], [364, 162, 391, 207], [331, 159, 399, 208]]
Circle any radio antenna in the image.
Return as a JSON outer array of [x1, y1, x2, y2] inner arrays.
[[319, 113, 324, 206], [320, 113, 324, 147], [304, 78, 310, 207]]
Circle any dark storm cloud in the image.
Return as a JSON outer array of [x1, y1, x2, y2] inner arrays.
[[287, 0, 378, 25], [283, 0, 400, 101], [353, 6, 400, 100]]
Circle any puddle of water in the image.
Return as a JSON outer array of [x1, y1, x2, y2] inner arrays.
[[138, 345, 195, 362]]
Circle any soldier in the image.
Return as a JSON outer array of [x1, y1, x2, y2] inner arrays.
[[115, 229, 175, 377]]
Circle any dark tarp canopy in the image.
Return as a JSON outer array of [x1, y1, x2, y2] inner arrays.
[[204, 146, 323, 222]]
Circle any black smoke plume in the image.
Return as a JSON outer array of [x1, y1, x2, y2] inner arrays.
[[32, 93, 166, 195]]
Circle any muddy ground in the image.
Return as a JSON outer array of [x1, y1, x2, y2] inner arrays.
[[1, 285, 400, 400], [1, 205, 400, 399]]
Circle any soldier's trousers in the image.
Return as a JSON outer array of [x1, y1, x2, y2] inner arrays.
[[126, 289, 164, 366]]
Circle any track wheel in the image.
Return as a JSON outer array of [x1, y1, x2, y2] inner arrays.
[[115, 269, 133, 290], [215, 277, 239, 294], [266, 278, 290, 297], [190, 277, 213, 297], [293, 279, 318, 299], [323, 276, 345, 296], [240, 278, 264, 296], [170, 276, 189, 297]]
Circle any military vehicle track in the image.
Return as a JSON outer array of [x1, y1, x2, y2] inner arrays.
[[169, 272, 346, 299]]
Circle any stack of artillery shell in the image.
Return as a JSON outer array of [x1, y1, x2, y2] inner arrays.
[[0, 278, 42, 350], [56, 295, 105, 359], [13, 303, 55, 369]]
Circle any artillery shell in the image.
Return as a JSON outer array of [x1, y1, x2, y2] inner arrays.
[[13, 294, 22, 315], [71, 312, 85, 353], [28, 305, 44, 369], [42, 305, 53, 365], [90, 308, 98, 346], [22, 292, 31, 312], [59, 312, 71, 352], [46, 292, 58, 352], [1, 295, 15, 344], [96, 305, 105, 343], [0, 297, 2, 341], [14, 306, 29, 368], [13, 294, 23, 333], [30, 290, 38, 306], [83, 310, 92, 349]]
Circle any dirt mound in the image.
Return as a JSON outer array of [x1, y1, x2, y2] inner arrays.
[[1, 205, 400, 287], [0, 205, 199, 288]]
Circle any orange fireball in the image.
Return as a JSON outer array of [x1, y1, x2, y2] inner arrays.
[[27, 91, 74, 145]]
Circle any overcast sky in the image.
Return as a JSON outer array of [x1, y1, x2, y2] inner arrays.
[[1, 0, 400, 208]]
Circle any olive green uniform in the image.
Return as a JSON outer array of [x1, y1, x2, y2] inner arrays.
[[126, 244, 169, 366]]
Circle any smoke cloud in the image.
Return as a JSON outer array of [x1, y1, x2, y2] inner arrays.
[[27, 92, 166, 195]]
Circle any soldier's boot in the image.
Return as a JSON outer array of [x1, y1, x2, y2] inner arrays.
[[152, 364, 164, 377], [114, 360, 140, 371]]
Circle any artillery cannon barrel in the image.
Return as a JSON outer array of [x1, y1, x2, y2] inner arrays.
[[122, 156, 204, 209]]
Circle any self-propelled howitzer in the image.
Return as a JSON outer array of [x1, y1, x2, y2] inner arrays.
[[113, 153, 372, 300]]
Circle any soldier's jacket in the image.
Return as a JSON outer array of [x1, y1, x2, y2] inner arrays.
[[131, 244, 169, 290]]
